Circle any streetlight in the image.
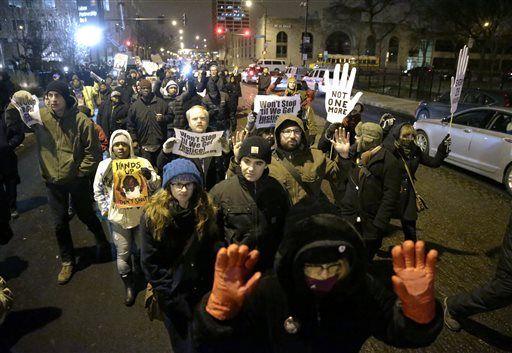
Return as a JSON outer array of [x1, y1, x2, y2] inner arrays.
[[245, 0, 252, 7], [179, 36, 183, 40], [75, 25, 103, 47], [195, 35, 200, 40], [180, 42, 184, 49], [172, 20, 177, 26], [244, 0, 267, 58], [203, 38, 207, 42], [179, 29, 184, 34], [160, 47, 164, 52], [483, 21, 490, 28]]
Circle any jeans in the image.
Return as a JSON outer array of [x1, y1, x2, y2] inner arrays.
[[1, 177, 18, 211], [111, 223, 140, 275], [46, 177, 108, 264]]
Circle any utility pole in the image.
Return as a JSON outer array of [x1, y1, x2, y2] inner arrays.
[[301, 0, 309, 67]]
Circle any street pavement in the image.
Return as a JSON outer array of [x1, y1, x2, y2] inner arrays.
[[0, 84, 511, 353]]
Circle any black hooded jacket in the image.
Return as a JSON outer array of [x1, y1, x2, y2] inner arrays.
[[193, 200, 443, 353], [383, 123, 449, 220], [209, 170, 291, 271], [97, 94, 130, 138], [126, 94, 169, 147]]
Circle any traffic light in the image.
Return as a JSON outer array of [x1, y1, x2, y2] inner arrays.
[[216, 26, 225, 35], [125, 40, 132, 47], [182, 13, 187, 26], [158, 15, 165, 24], [243, 29, 250, 37]]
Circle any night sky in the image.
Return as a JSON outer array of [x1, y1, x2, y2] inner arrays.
[[139, 0, 328, 47]]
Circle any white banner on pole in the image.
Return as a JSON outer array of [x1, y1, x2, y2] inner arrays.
[[172, 128, 224, 158], [254, 95, 301, 129], [450, 45, 469, 114]]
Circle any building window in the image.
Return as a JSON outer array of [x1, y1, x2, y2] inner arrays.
[[276, 31, 287, 58], [388, 36, 399, 63], [326, 31, 351, 55], [365, 35, 376, 55]]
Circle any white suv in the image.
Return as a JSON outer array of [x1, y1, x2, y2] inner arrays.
[[256, 59, 287, 73], [303, 68, 333, 94]]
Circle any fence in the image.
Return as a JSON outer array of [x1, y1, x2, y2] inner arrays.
[[354, 67, 512, 101]]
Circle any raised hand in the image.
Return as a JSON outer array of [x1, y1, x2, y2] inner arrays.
[[391, 240, 438, 324], [330, 127, 351, 159], [232, 129, 248, 161], [206, 244, 261, 321], [324, 63, 363, 124], [162, 137, 176, 154]]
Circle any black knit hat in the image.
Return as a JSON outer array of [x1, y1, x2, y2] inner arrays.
[[239, 136, 272, 164], [46, 80, 75, 107]]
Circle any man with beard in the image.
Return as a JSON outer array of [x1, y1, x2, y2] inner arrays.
[[337, 122, 401, 260], [97, 90, 130, 139], [230, 114, 346, 206], [193, 201, 443, 353], [126, 79, 169, 168], [207, 65, 224, 93], [95, 81, 112, 108]]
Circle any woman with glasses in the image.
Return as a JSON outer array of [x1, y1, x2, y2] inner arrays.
[[140, 158, 220, 353]]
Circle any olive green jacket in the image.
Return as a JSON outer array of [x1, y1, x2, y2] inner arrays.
[[33, 102, 101, 184]]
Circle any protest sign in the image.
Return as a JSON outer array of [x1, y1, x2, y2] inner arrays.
[[142, 60, 159, 75], [172, 128, 224, 158], [11, 93, 42, 127], [150, 54, 164, 64], [113, 53, 128, 71], [450, 45, 469, 115], [323, 63, 363, 123], [254, 95, 301, 129], [112, 159, 149, 209]]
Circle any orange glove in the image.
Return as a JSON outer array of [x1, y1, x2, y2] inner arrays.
[[391, 240, 438, 324], [206, 244, 261, 321]]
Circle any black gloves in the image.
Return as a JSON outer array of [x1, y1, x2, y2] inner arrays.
[[140, 167, 152, 180]]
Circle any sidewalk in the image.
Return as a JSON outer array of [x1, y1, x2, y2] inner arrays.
[[359, 90, 420, 117]]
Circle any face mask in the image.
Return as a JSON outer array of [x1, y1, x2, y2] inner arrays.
[[305, 275, 339, 294], [357, 137, 378, 153], [397, 138, 414, 156]]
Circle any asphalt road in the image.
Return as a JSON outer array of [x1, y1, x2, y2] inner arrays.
[[0, 85, 511, 352]]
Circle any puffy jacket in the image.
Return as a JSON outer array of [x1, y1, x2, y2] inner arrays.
[[93, 130, 160, 229], [71, 84, 97, 112], [210, 171, 290, 270], [257, 74, 271, 94], [193, 200, 443, 353], [126, 94, 169, 147], [32, 100, 101, 184], [229, 114, 344, 205]]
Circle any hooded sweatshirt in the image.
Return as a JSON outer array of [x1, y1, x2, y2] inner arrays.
[[160, 80, 179, 100], [93, 130, 161, 229], [193, 200, 443, 353]]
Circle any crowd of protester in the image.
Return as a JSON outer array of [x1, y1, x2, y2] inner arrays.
[[0, 60, 510, 353]]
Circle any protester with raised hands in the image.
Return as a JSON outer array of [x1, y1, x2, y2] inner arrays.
[[336, 123, 402, 260], [210, 135, 290, 271], [157, 105, 229, 190], [193, 201, 443, 353]]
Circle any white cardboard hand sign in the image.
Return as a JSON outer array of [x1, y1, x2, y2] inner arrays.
[[324, 63, 363, 123], [450, 45, 469, 114], [11, 94, 42, 127]]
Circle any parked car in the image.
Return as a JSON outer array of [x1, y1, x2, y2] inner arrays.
[[256, 59, 287, 73], [302, 68, 333, 94], [414, 107, 512, 194], [284, 66, 309, 80], [241, 66, 263, 84], [415, 88, 512, 120], [402, 66, 433, 77]]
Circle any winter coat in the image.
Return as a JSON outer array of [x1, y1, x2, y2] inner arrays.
[[202, 92, 230, 131], [167, 96, 187, 130], [0, 76, 15, 112], [193, 200, 443, 353], [228, 114, 344, 206], [339, 143, 401, 238], [383, 123, 448, 221], [140, 202, 220, 333], [32, 99, 101, 184], [93, 130, 160, 229], [209, 171, 290, 270], [257, 74, 271, 94], [126, 94, 169, 148], [96, 87, 112, 107], [0, 105, 25, 182], [156, 128, 229, 191], [113, 84, 134, 105], [97, 99, 130, 138]]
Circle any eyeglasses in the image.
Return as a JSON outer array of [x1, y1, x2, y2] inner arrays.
[[281, 128, 302, 137], [170, 182, 195, 190], [304, 262, 343, 278]]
